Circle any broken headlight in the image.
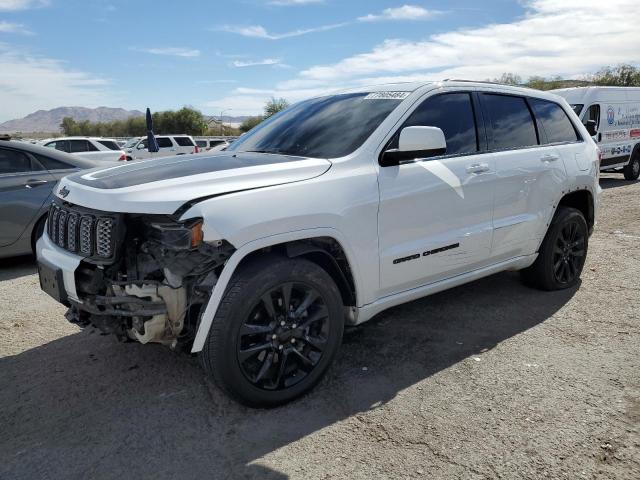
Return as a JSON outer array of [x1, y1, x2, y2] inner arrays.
[[147, 218, 204, 250]]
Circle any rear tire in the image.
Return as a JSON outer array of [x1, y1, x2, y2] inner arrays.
[[623, 153, 640, 180], [200, 256, 344, 407], [521, 207, 588, 291]]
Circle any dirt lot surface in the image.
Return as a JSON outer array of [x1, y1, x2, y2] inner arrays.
[[1, 174, 639, 480]]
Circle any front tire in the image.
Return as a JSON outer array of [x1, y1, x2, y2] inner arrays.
[[623, 153, 640, 180], [200, 256, 344, 407], [521, 207, 588, 291]]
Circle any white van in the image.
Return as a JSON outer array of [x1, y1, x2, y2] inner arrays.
[[552, 87, 640, 180], [124, 135, 198, 160]]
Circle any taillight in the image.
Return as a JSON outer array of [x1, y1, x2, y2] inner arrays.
[[118, 153, 126, 161], [194, 145, 199, 153]]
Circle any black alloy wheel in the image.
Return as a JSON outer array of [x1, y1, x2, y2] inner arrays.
[[237, 282, 330, 391], [551, 220, 586, 285], [200, 256, 344, 407], [520, 206, 588, 291]]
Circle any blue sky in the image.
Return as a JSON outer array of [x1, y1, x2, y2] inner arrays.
[[0, 0, 638, 121]]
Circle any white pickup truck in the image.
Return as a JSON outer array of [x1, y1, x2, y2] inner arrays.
[[37, 81, 600, 406]]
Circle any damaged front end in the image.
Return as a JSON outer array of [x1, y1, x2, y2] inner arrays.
[[48, 200, 234, 350]]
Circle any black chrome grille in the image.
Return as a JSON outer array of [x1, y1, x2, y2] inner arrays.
[[47, 203, 119, 260]]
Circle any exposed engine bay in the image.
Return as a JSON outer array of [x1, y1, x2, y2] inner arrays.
[[56, 202, 235, 350]]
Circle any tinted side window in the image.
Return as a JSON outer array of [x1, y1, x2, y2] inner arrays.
[[35, 153, 72, 170], [86, 141, 99, 152], [69, 140, 88, 153], [157, 137, 173, 148], [397, 93, 478, 156], [47, 140, 69, 152], [483, 94, 538, 150], [195, 140, 207, 148], [174, 136, 194, 147], [0, 149, 32, 174], [97, 140, 120, 150], [530, 99, 580, 144]]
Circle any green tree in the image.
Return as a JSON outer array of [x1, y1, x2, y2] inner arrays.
[[264, 97, 289, 118], [60, 117, 78, 135], [591, 64, 640, 86], [492, 73, 522, 85], [240, 116, 264, 133]]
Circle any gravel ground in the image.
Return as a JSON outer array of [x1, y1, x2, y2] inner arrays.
[[1, 174, 638, 480]]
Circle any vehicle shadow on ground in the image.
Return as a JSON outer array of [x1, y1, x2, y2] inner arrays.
[[0, 271, 577, 480], [599, 176, 638, 190], [0, 255, 36, 281]]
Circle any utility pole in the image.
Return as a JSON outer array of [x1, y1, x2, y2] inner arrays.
[[219, 108, 231, 136]]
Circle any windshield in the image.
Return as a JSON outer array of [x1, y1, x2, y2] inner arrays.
[[228, 92, 406, 158], [123, 137, 141, 148], [570, 104, 584, 116]]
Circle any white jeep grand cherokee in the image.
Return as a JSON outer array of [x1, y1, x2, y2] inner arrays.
[[37, 81, 601, 406]]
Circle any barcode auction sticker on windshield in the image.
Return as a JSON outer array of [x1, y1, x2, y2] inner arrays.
[[364, 91, 410, 100]]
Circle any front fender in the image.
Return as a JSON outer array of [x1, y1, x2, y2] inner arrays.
[[190, 227, 362, 353]]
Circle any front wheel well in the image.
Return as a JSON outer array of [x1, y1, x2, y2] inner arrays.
[[556, 189, 594, 231], [30, 213, 48, 254], [237, 237, 357, 307]]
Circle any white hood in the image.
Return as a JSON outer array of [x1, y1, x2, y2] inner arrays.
[[55, 152, 331, 214]]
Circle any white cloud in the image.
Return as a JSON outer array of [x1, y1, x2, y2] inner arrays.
[[0, 0, 48, 11], [218, 22, 347, 40], [358, 5, 439, 22], [301, 0, 640, 82], [207, 0, 640, 115], [0, 44, 112, 122], [219, 5, 438, 40], [232, 58, 282, 67], [0, 21, 32, 34], [268, 0, 323, 5], [132, 47, 200, 58]]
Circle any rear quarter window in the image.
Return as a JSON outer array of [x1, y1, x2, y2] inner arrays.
[[97, 140, 121, 151], [174, 136, 195, 147], [482, 94, 538, 150], [530, 99, 580, 144]]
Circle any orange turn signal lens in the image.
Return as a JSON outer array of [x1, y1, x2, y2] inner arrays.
[[191, 221, 204, 248]]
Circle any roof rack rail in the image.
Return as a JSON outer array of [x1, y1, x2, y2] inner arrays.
[[444, 79, 507, 85]]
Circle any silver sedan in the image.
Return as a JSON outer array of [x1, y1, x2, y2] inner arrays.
[[0, 137, 111, 259]]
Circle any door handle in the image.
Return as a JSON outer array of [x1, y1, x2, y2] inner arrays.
[[25, 179, 48, 189], [540, 154, 560, 162], [466, 163, 490, 174]]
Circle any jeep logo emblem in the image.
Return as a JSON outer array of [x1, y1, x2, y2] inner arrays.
[[58, 185, 70, 198]]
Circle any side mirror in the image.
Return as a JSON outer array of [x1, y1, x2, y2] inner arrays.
[[380, 126, 447, 167], [137, 143, 145, 150], [585, 120, 597, 137]]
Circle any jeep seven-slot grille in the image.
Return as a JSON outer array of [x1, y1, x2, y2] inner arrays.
[[47, 203, 117, 259]]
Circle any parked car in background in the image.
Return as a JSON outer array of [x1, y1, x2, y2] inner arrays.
[[552, 86, 640, 180], [43, 137, 126, 163], [0, 136, 109, 259], [194, 137, 231, 152], [124, 134, 198, 160], [37, 81, 600, 407]]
